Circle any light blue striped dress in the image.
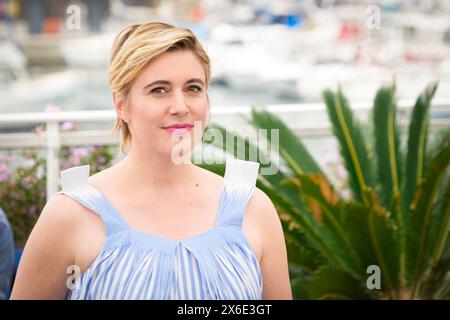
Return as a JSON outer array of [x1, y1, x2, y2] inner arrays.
[[56, 159, 263, 300]]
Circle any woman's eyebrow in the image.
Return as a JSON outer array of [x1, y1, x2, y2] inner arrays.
[[143, 80, 170, 90], [143, 78, 205, 90], [186, 78, 205, 86]]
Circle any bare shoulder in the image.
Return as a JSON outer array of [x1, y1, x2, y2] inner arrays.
[[243, 188, 279, 261], [39, 193, 86, 232], [246, 187, 279, 226], [10, 194, 86, 299], [246, 188, 292, 299], [249, 187, 275, 208], [246, 188, 286, 257], [25, 192, 100, 258]]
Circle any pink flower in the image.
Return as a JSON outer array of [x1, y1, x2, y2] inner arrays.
[[318, 158, 328, 168], [72, 148, 89, 158], [44, 104, 61, 113], [71, 148, 89, 164], [10, 191, 20, 199], [60, 121, 75, 132], [96, 155, 106, 164], [61, 162, 72, 170], [34, 125, 45, 135], [28, 205, 38, 217], [22, 176, 35, 187], [0, 162, 9, 182], [22, 158, 36, 168]]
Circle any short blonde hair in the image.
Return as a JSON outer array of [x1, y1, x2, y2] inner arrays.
[[108, 22, 211, 153]]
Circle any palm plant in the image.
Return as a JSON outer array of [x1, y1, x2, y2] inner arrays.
[[197, 82, 449, 299]]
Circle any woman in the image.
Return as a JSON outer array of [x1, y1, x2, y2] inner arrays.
[[11, 22, 292, 300]]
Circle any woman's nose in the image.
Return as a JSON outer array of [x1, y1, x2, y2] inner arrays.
[[169, 91, 189, 115]]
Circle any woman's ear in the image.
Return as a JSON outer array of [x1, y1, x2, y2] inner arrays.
[[113, 92, 127, 122]]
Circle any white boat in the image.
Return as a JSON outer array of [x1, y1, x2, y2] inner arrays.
[[0, 41, 88, 113], [205, 23, 305, 98], [59, 32, 116, 68]]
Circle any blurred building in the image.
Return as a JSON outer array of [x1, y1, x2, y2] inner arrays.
[[14, 0, 111, 34]]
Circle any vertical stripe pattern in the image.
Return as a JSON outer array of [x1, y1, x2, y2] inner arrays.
[[61, 159, 263, 300]]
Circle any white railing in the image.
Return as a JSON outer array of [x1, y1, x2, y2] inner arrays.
[[1, 100, 449, 200]]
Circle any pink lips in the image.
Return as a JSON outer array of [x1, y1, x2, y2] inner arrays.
[[162, 123, 193, 133]]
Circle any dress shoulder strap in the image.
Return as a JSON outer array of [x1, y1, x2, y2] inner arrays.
[[56, 165, 127, 236], [215, 158, 260, 228]]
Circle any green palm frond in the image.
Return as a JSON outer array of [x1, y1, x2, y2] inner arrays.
[[373, 84, 402, 208], [428, 176, 450, 273], [323, 87, 375, 203], [340, 200, 379, 278], [249, 107, 322, 175], [294, 266, 373, 300], [203, 123, 303, 207], [254, 180, 342, 267], [406, 132, 450, 298], [404, 82, 439, 213], [282, 221, 325, 274], [373, 83, 406, 287], [203, 123, 263, 163], [294, 174, 364, 276], [419, 254, 450, 299], [364, 188, 401, 298], [427, 128, 450, 160]]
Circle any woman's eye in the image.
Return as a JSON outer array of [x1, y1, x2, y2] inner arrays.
[[150, 87, 168, 95], [187, 85, 202, 93]]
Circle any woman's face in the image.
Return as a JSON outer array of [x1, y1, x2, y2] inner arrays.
[[116, 49, 209, 160]]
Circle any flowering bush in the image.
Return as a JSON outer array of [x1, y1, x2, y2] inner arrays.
[[0, 150, 46, 249], [0, 121, 116, 248]]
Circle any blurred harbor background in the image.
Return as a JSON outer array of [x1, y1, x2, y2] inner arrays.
[[0, 0, 449, 112], [0, 0, 450, 195]]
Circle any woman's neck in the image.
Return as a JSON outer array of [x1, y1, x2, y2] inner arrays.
[[115, 147, 196, 190]]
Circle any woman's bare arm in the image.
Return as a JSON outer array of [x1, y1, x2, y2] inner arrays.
[[10, 195, 79, 299], [252, 188, 293, 299]]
